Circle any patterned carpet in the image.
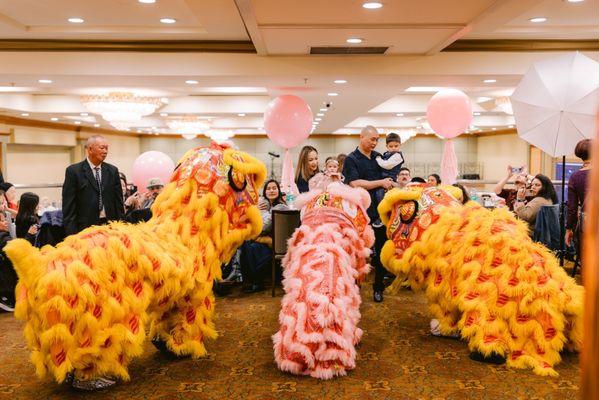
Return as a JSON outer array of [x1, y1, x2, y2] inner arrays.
[[0, 284, 580, 400]]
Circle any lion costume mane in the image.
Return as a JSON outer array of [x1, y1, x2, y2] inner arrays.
[[5, 142, 266, 384], [378, 184, 584, 376], [273, 182, 375, 379]]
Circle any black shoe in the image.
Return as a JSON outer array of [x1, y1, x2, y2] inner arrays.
[[373, 291, 384, 303], [469, 351, 505, 365], [151, 337, 188, 359], [0, 296, 15, 312], [243, 284, 264, 294]]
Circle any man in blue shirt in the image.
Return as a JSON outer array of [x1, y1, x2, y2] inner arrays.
[[343, 126, 394, 302]]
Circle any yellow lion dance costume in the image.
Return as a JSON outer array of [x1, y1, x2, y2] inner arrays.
[[5, 143, 266, 388], [378, 184, 583, 376]]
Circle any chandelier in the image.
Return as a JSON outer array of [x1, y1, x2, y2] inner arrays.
[[81, 92, 162, 129], [167, 117, 210, 140], [206, 129, 234, 144]]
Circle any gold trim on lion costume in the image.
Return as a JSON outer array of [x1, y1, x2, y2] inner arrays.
[[378, 184, 583, 376], [5, 143, 266, 384]]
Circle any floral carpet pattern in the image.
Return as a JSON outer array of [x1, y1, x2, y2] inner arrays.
[[0, 285, 580, 400]]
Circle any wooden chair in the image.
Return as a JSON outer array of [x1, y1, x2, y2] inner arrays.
[[270, 209, 301, 297]]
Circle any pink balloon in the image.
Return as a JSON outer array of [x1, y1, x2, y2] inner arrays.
[[426, 89, 473, 139], [131, 151, 175, 194], [264, 95, 313, 149]]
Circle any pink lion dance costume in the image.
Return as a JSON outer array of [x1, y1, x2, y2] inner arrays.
[[273, 182, 374, 379]]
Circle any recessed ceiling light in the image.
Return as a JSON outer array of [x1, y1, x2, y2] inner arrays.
[[327, 92, 339, 96], [68, 17, 84, 24], [185, 80, 198, 85], [346, 38, 363, 44], [529, 17, 547, 23], [160, 113, 168, 117], [38, 79, 52, 84], [396, 113, 404, 117], [317, 113, 324, 116], [20, 113, 29, 116], [566, 0, 584, 2], [483, 79, 497, 83], [160, 18, 176, 24], [508, 125, 515, 128], [137, 129, 143, 133], [319, 108, 327, 112], [74, 121, 82, 125], [315, 118, 322, 121], [237, 113, 246, 116], [334, 79, 347, 84], [138, 0, 156, 3], [80, 112, 88, 116], [474, 112, 481, 116], [51, 117, 59, 121], [362, 2, 383, 9], [492, 127, 497, 130], [94, 123, 100, 127]]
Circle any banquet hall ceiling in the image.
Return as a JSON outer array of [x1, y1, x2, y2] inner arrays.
[[0, 0, 598, 137]]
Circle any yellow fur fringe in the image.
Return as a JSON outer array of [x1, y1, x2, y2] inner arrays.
[[379, 200, 584, 377]]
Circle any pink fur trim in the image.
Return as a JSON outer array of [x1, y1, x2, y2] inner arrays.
[[272, 214, 374, 379]]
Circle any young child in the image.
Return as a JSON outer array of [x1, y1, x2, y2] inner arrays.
[[309, 157, 343, 191], [376, 133, 405, 181], [374, 133, 405, 204]]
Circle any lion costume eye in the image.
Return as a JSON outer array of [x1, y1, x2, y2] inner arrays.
[[228, 167, 247, 192], [399, 200, 419, 224]]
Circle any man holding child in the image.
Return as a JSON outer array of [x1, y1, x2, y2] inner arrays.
[[343, 126, 404, 303]]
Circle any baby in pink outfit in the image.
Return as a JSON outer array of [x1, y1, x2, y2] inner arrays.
[[309, 157, 344, 191]]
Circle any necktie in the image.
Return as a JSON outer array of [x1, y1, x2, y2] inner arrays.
[[94, 167, 103, 211]]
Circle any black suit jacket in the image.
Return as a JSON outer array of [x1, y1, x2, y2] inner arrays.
[[62, 160, 125, 236]]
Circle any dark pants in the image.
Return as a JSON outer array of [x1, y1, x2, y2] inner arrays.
[[240, 241, 272, 286], [372, 225, 389, 292]]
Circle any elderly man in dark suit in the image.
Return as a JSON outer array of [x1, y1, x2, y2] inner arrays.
[[62, 135, 125, 236]]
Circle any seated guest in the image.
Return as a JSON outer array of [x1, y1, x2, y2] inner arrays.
[[15, 192, 40, 245], [0, 182, 18, 217], [0, 210, 15, 312], [428, 174, 442, 186], [309, 157, 343, 191], [241, 179, 285, 293], [119, 172, 129, 201], [141, 178, 164, 209], [452, 183, 471, 204], [493, 165, 532, 211], [514, 174, 558, 230], [295, 145, 319, 193], [0, 190, 15, 238], [566, 139, 591, 248]]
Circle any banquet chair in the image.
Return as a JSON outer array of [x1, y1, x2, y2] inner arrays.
[[270, 209, 301, 297]]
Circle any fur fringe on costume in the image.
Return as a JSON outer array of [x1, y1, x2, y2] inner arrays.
[[378, 185, 584, 377], [273, 182, 374, 379], [5, 143, 266, 383]]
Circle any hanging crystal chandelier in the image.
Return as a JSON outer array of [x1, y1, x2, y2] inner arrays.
[[166, 117, 210, 140], [81, 92, 162, 129]]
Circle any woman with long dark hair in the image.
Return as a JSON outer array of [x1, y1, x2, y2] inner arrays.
[[514, 174, 557, 229], [294, 146, 319, 193], [15, 192, 40, 245]]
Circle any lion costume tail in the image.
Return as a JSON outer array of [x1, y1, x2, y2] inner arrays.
[[4, 239, 44, 320], [273, 221, 372, 379]]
